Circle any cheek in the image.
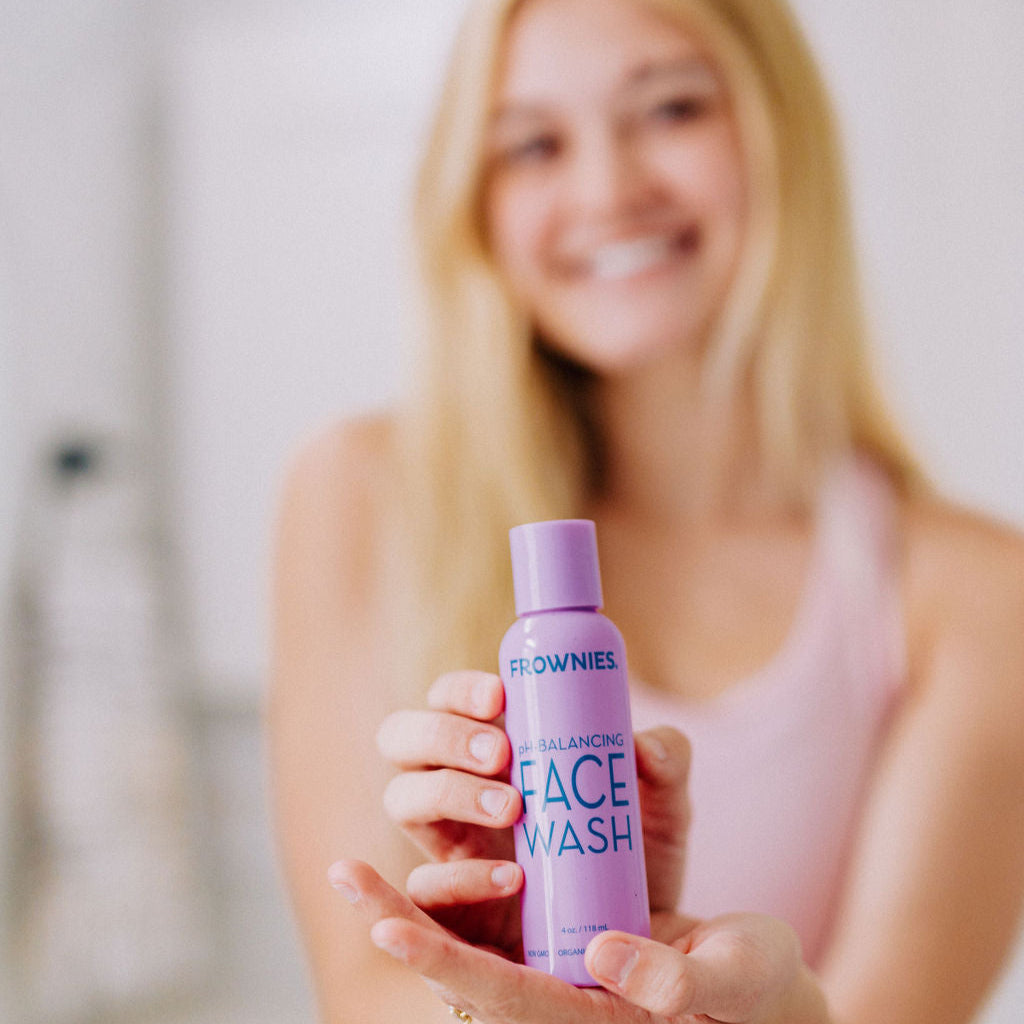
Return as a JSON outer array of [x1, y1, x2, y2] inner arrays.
[[702, 132, 747, 226], [485, 179, 551, 293], [656, 128, 746, 223]]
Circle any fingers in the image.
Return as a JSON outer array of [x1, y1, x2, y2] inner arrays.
[[635, 727, 691, 913], [635, 726, 691, 788], [327, 858, 438, 932], [377, 709, 510, 775], [369, 916, 607, 1024], [407, 859, 523, 909], [331, 858, 570, 1024], [376, 673, 514, 864], [586, 931, 705, 1018], [383, 768, 522, 829], [427, 670, 505, 720], [377, 672, 509, 775]]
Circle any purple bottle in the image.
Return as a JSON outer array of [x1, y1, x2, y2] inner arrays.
[[500, 519, 650, 987]]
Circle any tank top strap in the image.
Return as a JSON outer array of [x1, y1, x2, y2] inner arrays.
[[816, 454, 907, 700]]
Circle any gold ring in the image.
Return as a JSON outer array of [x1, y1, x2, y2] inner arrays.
[[448, 1007, 473, 1023]]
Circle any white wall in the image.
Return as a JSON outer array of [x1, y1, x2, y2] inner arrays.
[[162, 1, 470, 695], [793, 0, 1024, 520]]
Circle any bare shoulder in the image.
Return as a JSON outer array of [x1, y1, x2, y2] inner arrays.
[[269, 410, 409, 761], [902, 492, 1024, 619], [278, 411, 399, 523], [273, 411, 402, 625], [900, 490, 1024, 725]]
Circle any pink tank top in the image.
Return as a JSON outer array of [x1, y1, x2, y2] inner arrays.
[[629, 456, 906, 967]]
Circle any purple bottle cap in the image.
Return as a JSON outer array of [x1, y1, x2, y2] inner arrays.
[[509, 519, 603, 616]]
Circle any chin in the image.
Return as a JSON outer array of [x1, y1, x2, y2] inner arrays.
[[544, 319, 707, 378]]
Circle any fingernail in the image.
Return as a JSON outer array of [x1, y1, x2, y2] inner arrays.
[[491, 863, 518, 891], [479, 787, 509, 818], [592, 939, 640, 987], [371, 930, 409, 963], [327, 865, 359, 904], [469, 731, 496, 764], [333, 883, 359, 904], [641, 733, 668, 762]]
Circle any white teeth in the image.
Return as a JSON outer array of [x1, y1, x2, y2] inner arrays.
[[589, 236, 676, 280]]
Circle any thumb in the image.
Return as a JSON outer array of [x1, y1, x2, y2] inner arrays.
[[585, 930, 712, 1019]]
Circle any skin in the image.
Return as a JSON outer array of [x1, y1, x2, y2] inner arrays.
[[483, 0, 745, 378], [268, 0, 1024, 1020]]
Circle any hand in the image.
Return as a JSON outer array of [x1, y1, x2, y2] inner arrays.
[[329, 860, 829, 1024], [376, 670, 522, 955], [377, 671, 690, 894], [376, 671, 519, 865], [376, 671, 691, 952]]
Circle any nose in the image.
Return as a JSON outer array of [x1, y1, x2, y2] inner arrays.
[[562, 129, 655, 219]]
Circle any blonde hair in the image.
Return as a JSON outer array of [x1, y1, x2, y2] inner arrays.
[[395, 0, 922, 680]]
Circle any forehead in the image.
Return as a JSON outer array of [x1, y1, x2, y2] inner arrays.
[[496, 0, 706, 104]]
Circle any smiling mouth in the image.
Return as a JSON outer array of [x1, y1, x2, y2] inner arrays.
[[586, 228, 700, 281]]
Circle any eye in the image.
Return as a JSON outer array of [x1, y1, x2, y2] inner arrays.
[[650, 95, 709, 123], [499, 132, 561, 166]]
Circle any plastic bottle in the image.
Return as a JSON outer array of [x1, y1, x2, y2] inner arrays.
[[500, 518, 650, 986]]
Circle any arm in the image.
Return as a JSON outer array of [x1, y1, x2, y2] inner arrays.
[[266, 417, 457, 1022], [819, 503, 1024, 1023]]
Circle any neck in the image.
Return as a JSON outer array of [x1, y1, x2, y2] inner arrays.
[[588, 356, 770, 526]]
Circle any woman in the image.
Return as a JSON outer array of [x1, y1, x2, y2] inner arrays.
[[269, 0, 1024, 1020]]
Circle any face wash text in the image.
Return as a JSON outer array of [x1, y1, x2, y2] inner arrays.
[[516, 744, 635, 858]]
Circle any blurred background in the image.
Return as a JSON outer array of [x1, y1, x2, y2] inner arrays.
[[0, 1, 1021, 1021]]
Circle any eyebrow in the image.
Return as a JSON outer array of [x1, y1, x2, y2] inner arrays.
[[625, 55, 721, 90], [490, 55, 722, 128], [489, 104, 548, 130]]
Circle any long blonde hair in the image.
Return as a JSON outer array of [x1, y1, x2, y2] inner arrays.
[[394, 0, 922, 680]]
